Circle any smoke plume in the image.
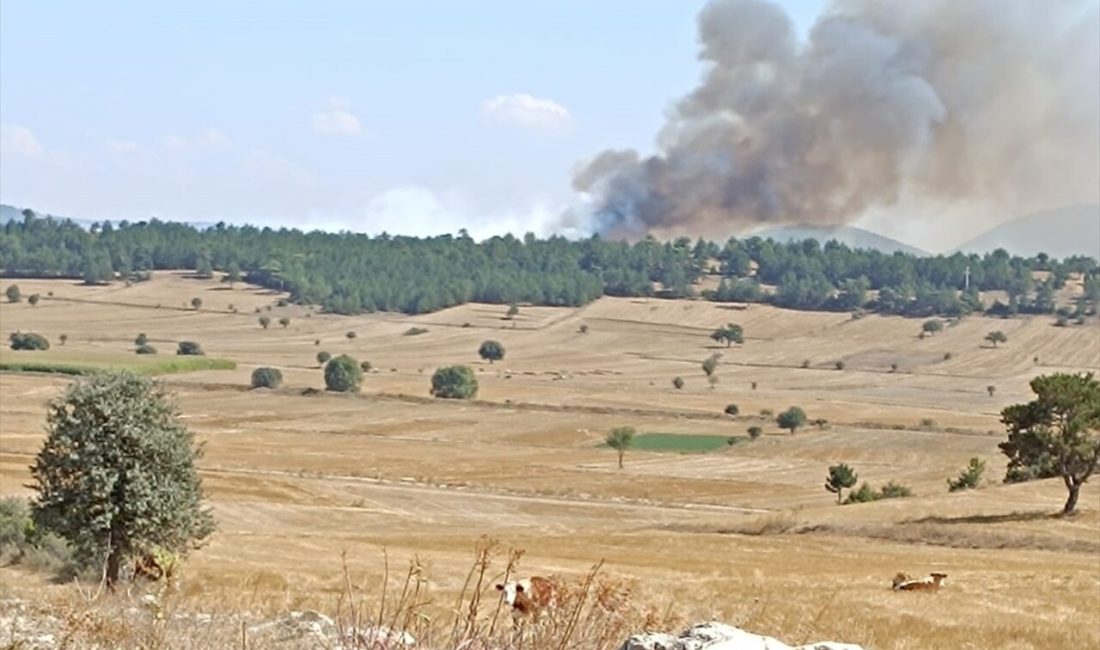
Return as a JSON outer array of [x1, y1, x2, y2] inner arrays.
[[573, 0, 1100, 237]]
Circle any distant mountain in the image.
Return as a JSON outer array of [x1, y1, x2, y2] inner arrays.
[[953, 204, 1100, 259], [746, 224, 928, 256]]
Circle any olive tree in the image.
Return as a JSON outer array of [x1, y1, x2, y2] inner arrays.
[[478, 340, 505, 364], [776, 406, 807, 434], [251, 367, 284, 389], [324, 355, 362, 392], [5, 284, 21, 303], [430, 365, 478, 399], [1000, 373, 1100, 515], [29, 372, 215, 589]]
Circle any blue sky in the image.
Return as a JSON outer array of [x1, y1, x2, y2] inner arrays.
[[0, 1, 833, 238]]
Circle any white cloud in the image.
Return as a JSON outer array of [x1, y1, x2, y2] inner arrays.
[[105, 140, 139, 153], [312, 109, 363, 136], [481, 93, 573, 132], [0, 124, 44, 157]]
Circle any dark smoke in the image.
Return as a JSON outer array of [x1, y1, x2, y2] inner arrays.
[[573, 0, 1100, 237]]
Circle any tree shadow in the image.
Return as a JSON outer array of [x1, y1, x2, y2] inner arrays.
[[903, 511, 1057, 526]]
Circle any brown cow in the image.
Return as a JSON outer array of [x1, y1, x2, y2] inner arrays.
[[496, 576, 560, 621], [893, 572, 947, 591]]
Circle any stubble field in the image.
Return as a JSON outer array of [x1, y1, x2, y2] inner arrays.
[[1, 272, 1098, 649]]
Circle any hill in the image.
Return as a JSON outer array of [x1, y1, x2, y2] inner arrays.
[[954, 204, 1100, 258], [746, 224, 928, 256]]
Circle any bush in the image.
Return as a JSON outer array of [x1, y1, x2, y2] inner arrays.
[[317, 351, 332, 366], [759, 408, 773, 417], [135, 333, 148, 346], [578, 324, 589, 334], [922, 319, 943, 335], [672, 376, 684, 390], [879, 481, 913, 499], [176, 341, 204, 356], [0, 496, 74, 575], [360, 360, 373, 373], [724, 404, 739, 416], [28, 293, 40, 306], [251, 367, 284, 389], [943, 352, 953, 361], [346, 331, 357, 340], [279, 317, 290, 328], [431, 365, 478, 399], [9, 332, 50, 351], [259, 316, 271, 329], [404, 327, 429, 336], [478, 340, 505, 364], [948, 457, 986, 492], [135, 344, 157, 355], [844, 480, 913, 503], [844, 483, 879, 504], [747, 426, 763, 440], [324, 355, 362, 392], [5, 284, 21, 303], [834, 360, 845, 371], [190, 297, 202, 310]]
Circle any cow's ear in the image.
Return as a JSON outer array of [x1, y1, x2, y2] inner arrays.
[[515, 584, 525, 593], [495, 584, 505, 591]]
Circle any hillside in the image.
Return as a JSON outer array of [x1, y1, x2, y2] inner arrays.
[[747, 224, 928, 255], [954, 204, 1100, 258]]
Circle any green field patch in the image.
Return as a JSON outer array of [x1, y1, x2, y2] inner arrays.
[[601, 432, 742, 454], [0, 352, 236, 376]]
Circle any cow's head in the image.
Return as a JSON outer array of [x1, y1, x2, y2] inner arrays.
[[495, 579, 529, 607]]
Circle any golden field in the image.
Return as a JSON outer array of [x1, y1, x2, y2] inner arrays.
[[1, 272, 1098, 649]]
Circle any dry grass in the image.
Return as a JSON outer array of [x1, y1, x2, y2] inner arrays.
[[1, 273, 1098, 649]]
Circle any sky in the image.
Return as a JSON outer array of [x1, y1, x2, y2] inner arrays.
[[0, 0, 830, 240]]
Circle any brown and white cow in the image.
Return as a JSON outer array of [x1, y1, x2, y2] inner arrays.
[[495, 576, 560, 621], [892, 572, 947, 591]]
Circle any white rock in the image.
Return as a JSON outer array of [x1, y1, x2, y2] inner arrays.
[[619, 621, 865, 650]]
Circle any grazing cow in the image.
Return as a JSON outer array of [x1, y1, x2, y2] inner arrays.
[[892, 572, 947, 591], [496, 576, 560, 621]]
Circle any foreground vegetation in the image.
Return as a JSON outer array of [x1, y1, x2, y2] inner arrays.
[[0, 355, 236, 376]]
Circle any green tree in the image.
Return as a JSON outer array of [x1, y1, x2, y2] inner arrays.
[[324, 355, 362, 392], [947, 457, 986, 492], [605, 426, 636, 469], [194, 255, 214, 279], [710, 323, 744, 347], [922, 319, 943, 335], [9, 332, 49, 350], [430, 365, 478, 399], [190, 297, 202, 310], [176, 341, 204, 356], [5, 285, 21, 303], [224, 262, 242, 287], [506, 303, 519, 320], [1000, 373, 1100, 515], [259, 316, 271, 329], [985, 330, 1008, 347], [316, 351, 332, 366], [29, 372, 214, 589], [278, 316, 290, 328], [135, 333, 148, 347], [824, 464, 858, 504], [478, 340, 505, 364], [251, 367, 283, 389], [776, 406, 807, 434], [702, 354, 719, 378], [27, 293, 40, 306]]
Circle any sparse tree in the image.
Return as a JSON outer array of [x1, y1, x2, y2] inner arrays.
[[324, 355, 362, 392], [777, 406, 807, 434], [360, 360, 372, 373], [825, 463, 859, 504], [5, 284, 21, 303], [985, 330, 1008, 347], [251, 367, 284, 389], [279, 316, 290, 328], [224, 262, 242, 287], [751, 381, 758, 390], [922, 320, 943, 335], [578, 324, 589, 334], [1000, 373, 1100, 515], [259, 315, 271, 329], [672, 376, 684, 390], [478, 340, 505, 364], [605, 426, 636, 469], [890, 362, 899, 373], [27, 293, 40, 306], [316, 351, 331, 366], [987, 385, 996, 397], [812, 418, 828, 430], [948, 457, 986, 492], [29, 372, 215, 589], [190, 297, 202, 310], [430, 365, 478, 399], [710, 323, 744, 347]]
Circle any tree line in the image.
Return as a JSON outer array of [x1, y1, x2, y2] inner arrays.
[[2, 209, 1097, 317]]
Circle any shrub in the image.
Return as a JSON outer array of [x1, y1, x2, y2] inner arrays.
[[9, 332, 50, 351], [346, 331, 357, 340], [922, 319, 943, 335], [844, 480, 913, 503], [578, 324, 589, 334], [190, 297, 202, 310], [404, 327, 429, 336], [5, 284, 21, 303], [724, 404, 739, 417], [135, 333, 148, 346], [747, 426, 763, 440], [834, 360, 845, 371], [879, 481, 913, 499], [279, 317, 290, 328], [324, 355, 362, 392], [317, 351, 332, 366], [176, 341, 204, 356], [135, 344, 157, 355], [478, 340, 505, 364], [948, 457, 986, 492], [844, 483, 879, 504], [0, 496, 74, 575], [672, 376, 684, 390], [360, 360, 373, 373], [59, 334, 67, 346], [430, 365, 478, 399], [801, 359, 810, 369], [251, 367, 284, 389], [919, 417, 937, 429], [943, 352, 953, 361], [259, 315, 271, 329], [28, 293, 40, 306], [759, 408, 774, 417]]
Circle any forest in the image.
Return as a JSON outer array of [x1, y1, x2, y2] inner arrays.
[[2, 209, 1097, 318]]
